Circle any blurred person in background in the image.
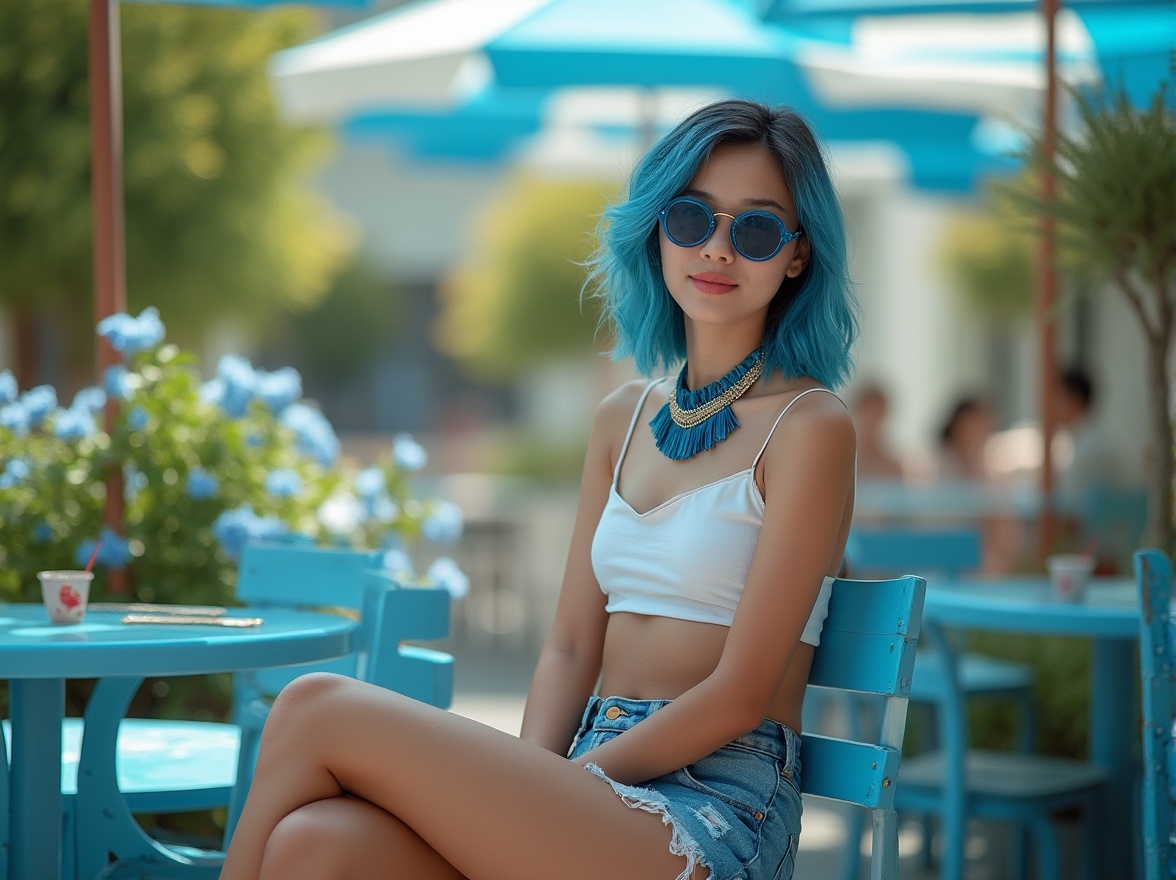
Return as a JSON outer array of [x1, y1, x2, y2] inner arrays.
[[221, 99, 857, 880], [936, 395, 994, 483], [934, 394, 1023, 572], [1053, 366, 1131, 502], [851, 382, 904, 481]]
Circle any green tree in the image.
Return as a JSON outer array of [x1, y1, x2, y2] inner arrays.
[[1004, 81, 1176, 552], [435, 173, 619, 378], [0, 0, 353, 386]]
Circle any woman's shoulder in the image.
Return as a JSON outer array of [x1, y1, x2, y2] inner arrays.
[[758, 382, 855, 451]]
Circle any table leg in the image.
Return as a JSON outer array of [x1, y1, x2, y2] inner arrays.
[[9, 679, 64, 880], [1090, 637, 1138, 880]]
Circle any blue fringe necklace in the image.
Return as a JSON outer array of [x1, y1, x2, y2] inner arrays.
[[649, 347, 765, 460]]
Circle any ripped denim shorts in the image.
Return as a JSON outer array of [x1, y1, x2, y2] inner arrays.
[[568, 695, 803, 880]]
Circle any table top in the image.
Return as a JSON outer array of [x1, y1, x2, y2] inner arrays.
[[922, 577, 1139, 638], [0, 603, 356, 678]]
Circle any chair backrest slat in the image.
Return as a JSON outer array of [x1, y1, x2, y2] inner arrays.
[[800, 574, 925, 833], [1136, 548, 1174, 880]]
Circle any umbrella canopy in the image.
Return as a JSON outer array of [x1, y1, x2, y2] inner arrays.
[[270, 0, 1020, 192]]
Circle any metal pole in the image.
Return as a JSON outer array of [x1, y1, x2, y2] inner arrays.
[[89, 0, 127, 594], [1035, 0, 1059, 560]]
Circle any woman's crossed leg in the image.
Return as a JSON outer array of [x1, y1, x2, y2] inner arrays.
[[221, 673, 699, 880]]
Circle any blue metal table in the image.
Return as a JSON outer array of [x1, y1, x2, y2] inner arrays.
[[0, 603, 356, 880], [923, 577, 1139, 879]]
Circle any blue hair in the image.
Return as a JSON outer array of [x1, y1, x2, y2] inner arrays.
[[585, 99, 858, 389]]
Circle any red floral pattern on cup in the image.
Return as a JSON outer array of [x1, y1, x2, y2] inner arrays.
[[58, 584, 80, 609]]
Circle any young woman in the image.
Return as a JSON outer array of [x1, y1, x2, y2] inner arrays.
[[220, 98, 858, 880]]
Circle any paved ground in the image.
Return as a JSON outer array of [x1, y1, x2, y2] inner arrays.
[[441, 637, 1085, 880]]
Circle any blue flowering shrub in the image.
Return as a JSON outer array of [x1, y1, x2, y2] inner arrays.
[[0, 307, 467, 606]]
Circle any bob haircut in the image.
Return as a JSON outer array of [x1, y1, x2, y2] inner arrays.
[[586, 99, 858, 389]]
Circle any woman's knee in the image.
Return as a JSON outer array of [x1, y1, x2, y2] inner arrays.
[[260, 802, 351, 879]]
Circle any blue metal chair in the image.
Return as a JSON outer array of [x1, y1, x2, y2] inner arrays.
[[801, 573, 926, 880], [1084, 484, 1149, 572], [896, 619, 1106, 880], [1137, 547, 1175, 880], [833, 524, 1037, 879], [63, 543, 453, 880], [0, 718, 8, 880]]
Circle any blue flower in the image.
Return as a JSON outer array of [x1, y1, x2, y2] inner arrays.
[[280, 403, 339, 466], [96, 306, 165, 354], [355, 467, 386, 500], [104, 365, 135, 401], [127, 407, 150, 432], [74, 528, 133, 570], [0, 457, 31, 489], [426, 557, 469, 600], [257, 367, 302, 414], [124, 466, 148, 501], [214, 355, 258, 418], [0, 370, 17, 405], [422, 500, 463, 544], [366, 495, 399, 523], [71, 386, 106, 414], [393, 434, 428, 472], [265, 468, 303, 499], [212, 505, 289, 560], [187, 467, 219, 500], [51, 408, 97, 441], [381, 548, 415, 583], [20, 386, 57, 428], [0, 403, 30, 437]]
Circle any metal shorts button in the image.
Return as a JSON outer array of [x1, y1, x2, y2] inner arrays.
[[604, 705, 624, 720]]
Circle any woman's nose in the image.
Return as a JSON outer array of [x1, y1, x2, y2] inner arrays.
[[700, 213, 736, 263]]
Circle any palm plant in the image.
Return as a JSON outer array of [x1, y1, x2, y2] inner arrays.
[[1008, 80, 1176, 553]]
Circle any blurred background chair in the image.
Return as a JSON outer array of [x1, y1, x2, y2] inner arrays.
[[897, 614, 1107, 880], [59, 543, 452, 880], [1083, 484, 1149, 573], [829, 523, 1037, 879], [1137, 547, 1174, 880], [801, 573, 926, 880]]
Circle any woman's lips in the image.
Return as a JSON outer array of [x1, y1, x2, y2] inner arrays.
[[689, 273, 737, 295]]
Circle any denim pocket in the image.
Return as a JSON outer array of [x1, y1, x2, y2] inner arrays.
[[675, 743, 780, 821]]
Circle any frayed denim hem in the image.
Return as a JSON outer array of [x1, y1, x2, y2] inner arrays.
[[583, 762, 711, 880]]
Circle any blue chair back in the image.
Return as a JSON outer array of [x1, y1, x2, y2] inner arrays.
[[1088, 485, 1149, 570], [802, 574, 926, 878], [845, 525, 981, 579], [233, 543, 383, 705], [365, 570, 455, 708], [1137, 548, 1175, 880]]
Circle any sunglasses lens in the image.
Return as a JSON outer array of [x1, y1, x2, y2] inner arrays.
[[733, 214, 784, 260], [664, 200, 712, 247]]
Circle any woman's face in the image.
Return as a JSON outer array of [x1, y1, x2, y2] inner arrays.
[[658, 142, 809, 336]]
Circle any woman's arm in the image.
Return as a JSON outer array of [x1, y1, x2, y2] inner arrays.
[[518, 382, 641, 755], [570, 392, 856, 784]]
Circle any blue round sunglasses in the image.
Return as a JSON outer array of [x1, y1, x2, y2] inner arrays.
[[658, 196, 803, 262]]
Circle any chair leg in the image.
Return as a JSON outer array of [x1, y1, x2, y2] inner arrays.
[[1029, 813, 1061, 880], [839, 806, 864, 880], [871, 808, 900, 880]]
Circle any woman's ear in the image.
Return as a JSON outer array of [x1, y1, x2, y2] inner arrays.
[[785, 237, 810, 278]]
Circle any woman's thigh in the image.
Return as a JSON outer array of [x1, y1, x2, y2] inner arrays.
[[251, 674, 696, 880]]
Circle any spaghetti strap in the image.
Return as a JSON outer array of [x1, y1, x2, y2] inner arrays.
[[752, 387, 843, 469], [613, 379, 667, 487]]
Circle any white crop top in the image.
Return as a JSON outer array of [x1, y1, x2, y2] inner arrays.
[[591, 380, 837, 645]]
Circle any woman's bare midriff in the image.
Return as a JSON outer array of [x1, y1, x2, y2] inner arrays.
[[597, 612, 814, 734]]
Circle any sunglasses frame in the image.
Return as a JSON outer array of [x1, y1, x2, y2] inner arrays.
[[658, 195, 803, 262]]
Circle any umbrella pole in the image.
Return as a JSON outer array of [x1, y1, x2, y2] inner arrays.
[[1035, 0, 1059, 560], [90, 0, 128, 594]]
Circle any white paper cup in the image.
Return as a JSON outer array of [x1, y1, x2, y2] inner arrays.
[[1047, 554, 1095, 603], [38, 570, 95, 624]]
